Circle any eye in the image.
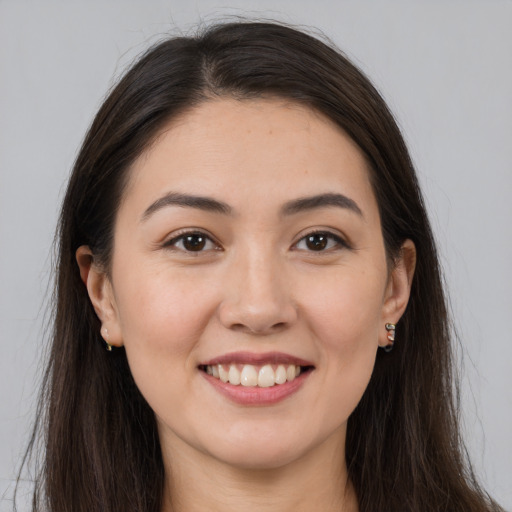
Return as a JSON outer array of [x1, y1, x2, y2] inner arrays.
[[165, 231, 219, 253], [294, 231, 347, 252]]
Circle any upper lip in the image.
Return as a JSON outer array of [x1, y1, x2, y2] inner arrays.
[[200, 351, 314, 367]]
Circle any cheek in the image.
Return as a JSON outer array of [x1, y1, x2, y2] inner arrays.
[[112, 265, 220, 367], [300, 265, 386, 350], [111, 268, 222, 424], [297, 265, 385, 414]]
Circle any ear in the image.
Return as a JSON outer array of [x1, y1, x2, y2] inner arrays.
[[379, 239, 416, 348], [76, 245, 123, 347]]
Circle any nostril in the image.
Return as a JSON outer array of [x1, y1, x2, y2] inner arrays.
[[227, 321, 289, 335], [218, 298, 298, 334]]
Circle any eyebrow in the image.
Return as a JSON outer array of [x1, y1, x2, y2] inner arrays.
[[281, 193, 363, 217], [141, 192, 232, 221], [141, 191, 362, 222]]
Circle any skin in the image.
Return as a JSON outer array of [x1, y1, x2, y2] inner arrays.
[[77, 98, 415, 512]]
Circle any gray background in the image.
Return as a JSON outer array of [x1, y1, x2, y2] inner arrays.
[[1, 1, 511, 510]]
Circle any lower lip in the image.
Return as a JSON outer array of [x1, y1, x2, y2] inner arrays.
[[201, 370, 312, 406]]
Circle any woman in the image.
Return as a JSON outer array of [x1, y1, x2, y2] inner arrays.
[[18, 21, 504, 512]]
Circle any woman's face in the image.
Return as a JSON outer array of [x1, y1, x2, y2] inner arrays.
[[84, 98, 413, 470]]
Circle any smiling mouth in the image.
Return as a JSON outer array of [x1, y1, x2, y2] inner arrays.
[[198, 363, 314, 388]]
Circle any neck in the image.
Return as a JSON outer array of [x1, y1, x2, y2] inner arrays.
[[160, 431, 358, 512]]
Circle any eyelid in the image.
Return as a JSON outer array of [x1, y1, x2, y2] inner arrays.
[[160, 227, 350, 253], [292, 229, 351, 251], [163, 228, 222, 252]]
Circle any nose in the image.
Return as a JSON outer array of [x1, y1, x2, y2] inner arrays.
[[218, 249, 298, 335]]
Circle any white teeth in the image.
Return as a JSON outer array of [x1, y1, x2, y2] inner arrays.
[[228, 365, 241, 385], [218, 365, 229, 383], [258, 365, 275, 387], [205, 363, 306, 387], [241, 365, 258, 386], [275, 365, 287, 384]]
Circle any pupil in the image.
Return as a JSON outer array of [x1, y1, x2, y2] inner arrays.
[[306, 234, 327, 251], [183, 235, 206, 251]]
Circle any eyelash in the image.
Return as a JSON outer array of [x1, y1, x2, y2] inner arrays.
[[293, 230, 349, 252], [164, 230, 220, 254], [164, 229, 349, 254]]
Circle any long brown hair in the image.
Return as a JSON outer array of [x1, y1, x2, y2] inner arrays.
[[17, 21, 503, 512]]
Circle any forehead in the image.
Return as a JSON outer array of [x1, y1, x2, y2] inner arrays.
[[121, 98, 377, 220]]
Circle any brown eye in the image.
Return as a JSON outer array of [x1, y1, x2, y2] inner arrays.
[[182, 234, 206, 251], [305, 233, 328, 251], [166, 232, 217, 253], [294, 231, 347, 252]]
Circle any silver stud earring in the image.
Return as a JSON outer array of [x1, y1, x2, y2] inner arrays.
[[103, 327, 112, 352], [384, 323, 396, 352]]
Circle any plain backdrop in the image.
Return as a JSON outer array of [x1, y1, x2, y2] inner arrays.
[[1, 1, 511, 510]]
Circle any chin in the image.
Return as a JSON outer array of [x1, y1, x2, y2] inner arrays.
[[215, 445, 304, 471], [204, 427, 319, 471]]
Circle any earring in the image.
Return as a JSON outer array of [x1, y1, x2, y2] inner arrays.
[[384, 323, 396, 352], [103, 327, 113, 352]]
